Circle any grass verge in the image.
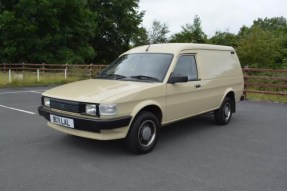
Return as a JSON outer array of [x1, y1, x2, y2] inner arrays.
[[246, 93, 287, 104], [0, 71, 87, 87]]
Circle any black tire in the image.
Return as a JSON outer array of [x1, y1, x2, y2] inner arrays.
[[126, 111, 159, 154], [215, 97, 233, 125]]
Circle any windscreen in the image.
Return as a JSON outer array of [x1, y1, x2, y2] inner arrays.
[[97, 53, 173, 82]]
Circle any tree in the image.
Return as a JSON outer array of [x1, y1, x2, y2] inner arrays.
[[0, 0, 145, 64], [148, 20, 169, 44], [236, 17, 287, 68], [88, 0, 144, 64], [170, 15, 207, 43], [131, 26, 149, 46], [0, 0, 97, 64], [0, 0, 19, 11], [208, 31, 238, 47], [236, 26, 280, 68], [253, 17, 287, 31], [254, 17, 287, 68]]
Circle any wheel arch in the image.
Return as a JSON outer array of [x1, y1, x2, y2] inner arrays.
[[130, 101, 163, 125], [222, 89, 236, 113]]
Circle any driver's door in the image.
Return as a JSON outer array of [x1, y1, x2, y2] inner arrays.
[[166, 54, 203, 122]]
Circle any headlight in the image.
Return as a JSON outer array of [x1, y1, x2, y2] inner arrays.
[[99, 104, 117, 116], [85, 104, 97, 116], [44, 97, 50, 108]]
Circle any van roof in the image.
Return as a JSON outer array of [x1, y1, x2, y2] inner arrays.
[[124, 43, 234, 55]]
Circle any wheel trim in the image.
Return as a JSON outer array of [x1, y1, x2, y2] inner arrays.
[[138, 120, 156, 147], [223, 103, 231, 121], [142, 127, 152, 141]]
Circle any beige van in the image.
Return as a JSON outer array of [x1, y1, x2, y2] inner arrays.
[[38, 43, 244, 154]]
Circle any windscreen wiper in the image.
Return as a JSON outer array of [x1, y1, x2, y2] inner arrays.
[[130, 75, 160, 82], [96, 74, 127, 80]]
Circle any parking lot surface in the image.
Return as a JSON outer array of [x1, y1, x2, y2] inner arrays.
[[0, 87, 286, 191]]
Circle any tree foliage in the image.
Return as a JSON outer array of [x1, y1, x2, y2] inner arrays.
[[0, 0, 143, 64], [88, 0, 144, 63], [208, 31, 238, 47], [0, 0, 97, 64], [236, 26, 279, 68], [170, 15, 207, 43], [168, 16, 287, 68], [0, 1, 287, 69], [236, 17, 287, 68], [147, 20, 169, 44], [131, 26, 149, 47]]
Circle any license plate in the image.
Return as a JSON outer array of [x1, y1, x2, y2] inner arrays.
[[50, 114, 74, 128]]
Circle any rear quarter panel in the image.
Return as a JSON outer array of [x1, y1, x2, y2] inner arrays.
[[197, 50, 243, 108]]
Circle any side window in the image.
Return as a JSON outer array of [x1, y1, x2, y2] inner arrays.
[[173, 55, 198, 81]]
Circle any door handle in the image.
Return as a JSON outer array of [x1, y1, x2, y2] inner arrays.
[[195, 84, 201, 88]]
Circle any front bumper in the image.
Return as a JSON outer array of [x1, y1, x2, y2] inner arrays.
[[38, 106, 132, 133]]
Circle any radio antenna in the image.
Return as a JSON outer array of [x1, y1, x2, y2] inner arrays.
[[146, 44, 152, 52]]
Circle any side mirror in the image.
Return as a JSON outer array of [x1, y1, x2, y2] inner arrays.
[[168, 76, 188, 84]]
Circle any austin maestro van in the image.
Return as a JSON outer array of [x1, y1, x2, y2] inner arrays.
[[38, 43, 244, 154]]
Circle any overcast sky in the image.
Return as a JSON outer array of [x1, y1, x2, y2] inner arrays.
[[139, 0, 287, 37]]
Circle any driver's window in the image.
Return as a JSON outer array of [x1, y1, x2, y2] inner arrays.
[[173, 55, 198, 81]]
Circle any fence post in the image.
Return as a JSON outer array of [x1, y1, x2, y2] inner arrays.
[[243, 66, 248, 99], [64, 69, 67, 80], [3, 63, 6, 72], [42, 63, 45, 73], [8, 69, 11, 83], [37, 69, 40, 82], [65, 63, 68, 80], [22, 62, 25, 72], [89, 63, 93, 78]]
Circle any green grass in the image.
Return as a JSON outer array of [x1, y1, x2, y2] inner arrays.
[[244, 77, 287, 103], [246, 93, 287, 104], [0, 71, 88, 87]]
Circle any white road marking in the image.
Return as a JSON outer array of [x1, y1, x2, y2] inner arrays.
[[0, 90, 45, 95], [28, 91, 44, 94], [0, 104, 36, 115]]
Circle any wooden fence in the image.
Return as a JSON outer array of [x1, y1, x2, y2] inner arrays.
[[0, 63, 107, 78], [0, 63, 286, 98], [242, 68, 287, 97]]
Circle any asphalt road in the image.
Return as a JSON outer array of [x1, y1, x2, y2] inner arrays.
[[0, 87, 286, 191]]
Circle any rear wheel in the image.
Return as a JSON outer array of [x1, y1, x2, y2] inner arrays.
[[215, 97, 232, 125], [126, 111, 159, 154]]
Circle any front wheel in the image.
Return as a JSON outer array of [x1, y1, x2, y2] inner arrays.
[[126, 111, 159, 154], [215, 97, 233, 125]]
